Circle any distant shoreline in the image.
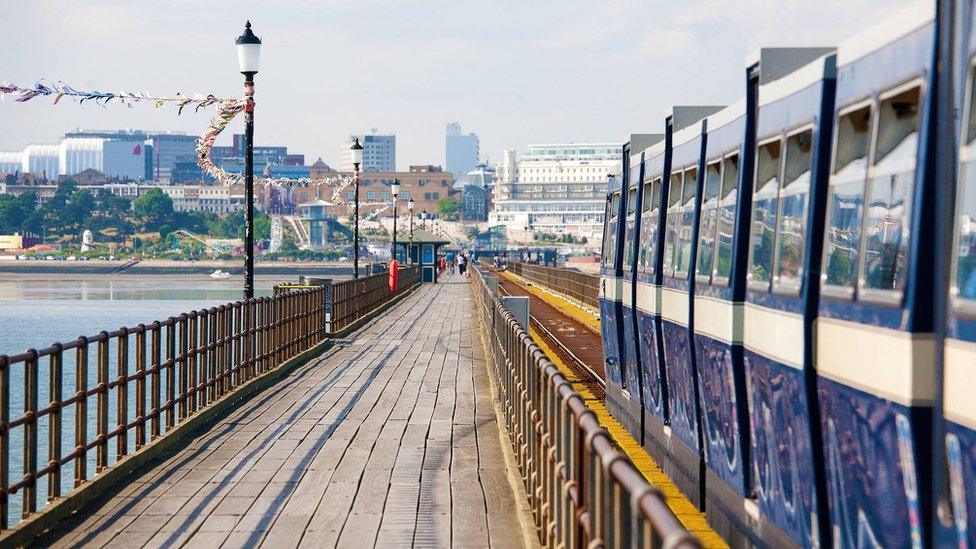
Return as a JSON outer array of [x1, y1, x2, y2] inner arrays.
[[0, 259, 355, 277]]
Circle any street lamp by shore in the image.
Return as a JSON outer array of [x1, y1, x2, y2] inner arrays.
[[408, 198, 414, 264], [350, 138, 363, 279], [390, 178, 400, 263], [236, 20, 261, 299]]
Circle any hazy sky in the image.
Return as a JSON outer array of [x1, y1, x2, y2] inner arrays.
[[0, 0, 912, 171]]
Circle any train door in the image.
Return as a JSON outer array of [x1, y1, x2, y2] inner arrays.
[[599, 171, 627, 391]]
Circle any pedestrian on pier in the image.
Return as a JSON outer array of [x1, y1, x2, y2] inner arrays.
[[458, 253, 467, 276]]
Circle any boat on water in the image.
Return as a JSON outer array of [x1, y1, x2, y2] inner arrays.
[[209, 269, 231, 279]]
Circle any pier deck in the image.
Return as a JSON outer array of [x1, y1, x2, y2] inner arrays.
[[37, 278, 524, 548]]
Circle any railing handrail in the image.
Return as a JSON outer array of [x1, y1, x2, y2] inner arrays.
[[471, 265, 699, 548], [508, 261, 599, 309], [0, 268, 422, 534]]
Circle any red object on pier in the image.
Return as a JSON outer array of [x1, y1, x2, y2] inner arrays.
[[388, 259, 399, 292]]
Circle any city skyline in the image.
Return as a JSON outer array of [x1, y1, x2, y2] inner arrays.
[[1, 1, 911, 171]]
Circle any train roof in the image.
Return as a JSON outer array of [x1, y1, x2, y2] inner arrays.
[[745, 47, 836, 84], [705, 99, 747, 132], [759, 52, 836, 107], [628, 134, 663, 154], [640, 136, 668, 159], [836, 0, 934, 67], [669, 106, 724, 148]]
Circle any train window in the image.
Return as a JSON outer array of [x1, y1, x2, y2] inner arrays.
[[696, 160, 722, 283], [624, 186, 638, 268], [773, 128, 814, 293], [714, 153, 739, 284], [823, 104, 871, 294], [675, 167, 698, 277], [662, 172, 683, 276], [955, 69, 976, 305], [602, 191, 621, 267], [748, 138, 782, 288], [641, 178, 654, 213], [860, 86, 921, 299], [639, 178, 662, 272]]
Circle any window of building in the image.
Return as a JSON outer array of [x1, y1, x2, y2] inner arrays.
[[347, 191, 355, 201], [367, 191, 376, 200]]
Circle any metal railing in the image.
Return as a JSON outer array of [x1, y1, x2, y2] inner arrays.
[[330, 266, 420, 333], [0, 268, 421, 532], [472, 266, 699, 548], [509, 261, 599, 309]]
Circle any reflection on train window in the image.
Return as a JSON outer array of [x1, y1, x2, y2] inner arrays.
[[662, 172, 683, 276], [956, 166, 976, 301], [696, 161, 722, 282], [623, 186, 638, 268], [640, 178, 662, 271], [715, 154, 739, 283], [676, 167, 698, 277], [603, 191, 620, 267], [749, 139, 782, 286], [774, 129, 814, 292], [862, 87, 920, 295], [641, 178, 654, 213], [956, 70, 976, 302], [824, 105, 871, 291]]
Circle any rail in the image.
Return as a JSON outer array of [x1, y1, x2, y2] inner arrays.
[[0, 267, 421, 533], [509, 261, 599, 309], [330, 265, 420, 332], [472, 266, 698, 548]]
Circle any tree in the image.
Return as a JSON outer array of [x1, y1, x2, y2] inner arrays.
[[0, 192, 37, 234], [94, 189, 132, 217], [436, 197, 460, 220], [63, 189, 96, 229], [133, 188, 174, 230]]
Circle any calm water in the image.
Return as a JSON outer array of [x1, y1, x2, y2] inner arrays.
[[0, 277, 277, 525]]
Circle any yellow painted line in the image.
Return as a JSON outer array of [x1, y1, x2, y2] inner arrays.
[[498, 270, 602, 333], [525, 299, 728, 548]]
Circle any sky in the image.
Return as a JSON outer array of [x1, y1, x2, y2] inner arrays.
[[0, 0, 915, 172]]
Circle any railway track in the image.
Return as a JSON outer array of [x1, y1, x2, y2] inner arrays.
[[492, 270, 606, 398]]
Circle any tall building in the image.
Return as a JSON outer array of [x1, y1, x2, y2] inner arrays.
[[454, 164, 494, 222], [148, 133, 196, 183], [332, 165, 454, 218], [340, 133, 395, 172], [490, 143, 622, 243], [445, 122, 479, 177]]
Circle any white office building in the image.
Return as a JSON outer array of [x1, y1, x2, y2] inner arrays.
[[340, 133, 396, 172], [445, 122, 479, 177], [490, 143, 622, 243]]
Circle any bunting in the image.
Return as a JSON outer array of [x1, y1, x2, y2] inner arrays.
[[0, 80, 232, 113]]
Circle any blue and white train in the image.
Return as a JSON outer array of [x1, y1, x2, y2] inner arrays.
[[599, 1, 976, 546]]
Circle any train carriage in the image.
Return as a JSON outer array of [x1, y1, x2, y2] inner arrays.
[[615, 134, 664, 440], [742, 51, 837, 547], [634, 136, 671, 460], [659, 107, 722, 507], [941, 2, 976, 544], [600, 168, 627, 395], [691, 100, 755, 542], [815, 3, 937, 546]]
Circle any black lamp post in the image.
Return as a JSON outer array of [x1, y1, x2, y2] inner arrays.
[[408, 198, 414, 264], [236, 20, 261, 299], [350, 138, 363, 278], [390, 178, 400, 262]]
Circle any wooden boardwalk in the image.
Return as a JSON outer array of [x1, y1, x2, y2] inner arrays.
[[37, 278, 525, 548]]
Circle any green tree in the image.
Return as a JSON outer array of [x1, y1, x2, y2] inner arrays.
[[436, 197, 460, 219], [133, 188, 174, 230], [94, 189, 132, 217], [63, 189, 96, 229], [0, 192, 38, 234]]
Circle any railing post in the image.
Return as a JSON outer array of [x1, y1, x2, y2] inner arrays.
[[74, 337, 88, 486], [47, 344, 62, 501], [188, 312, 198, 414], [135, 325, 146, 449], [178, 314, 188, 421], [165, 319, 176, 431], [150, 324, 161, 440], [116, 327, 129, 461], [95, 332, 109, 472], [0, 354, 7, 530], [23, 349, 38, 517]]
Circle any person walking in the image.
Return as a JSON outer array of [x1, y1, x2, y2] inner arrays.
[[448, 251, 456, 275], [458, 253, 467, 276]]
